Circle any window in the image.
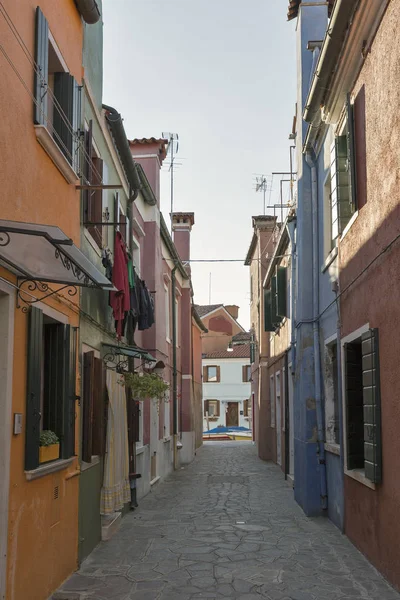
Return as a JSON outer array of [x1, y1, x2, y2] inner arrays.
[[270, 375, 275, 427], [243, 399, 249, 417], [344, 328, 382, 484], [242, 365, 251, 382], [34, 8, 80, 171], [165, 285, 170, 341], [324, 342, 339, 445], [204, 400, 220, 418], [82, 351, 107, 463], [203, 365, 220, 382], [25, 307, 76, 470]]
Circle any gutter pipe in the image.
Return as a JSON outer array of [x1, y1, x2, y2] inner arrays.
[[103, 104, 142, 198], [75, 0, 101, 24], [303, 0, 359, 123], [171, 267, 178, 467], [305, 151, 327, 511], [286, 218, 297, 377]]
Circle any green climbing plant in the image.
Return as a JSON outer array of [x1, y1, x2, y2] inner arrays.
[[123, 372, 169, 401]]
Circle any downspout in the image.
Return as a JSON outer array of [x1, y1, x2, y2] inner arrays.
[[305, 150, 327, 511], [286, 219, 297, 376], [171, 266, 178, 468]]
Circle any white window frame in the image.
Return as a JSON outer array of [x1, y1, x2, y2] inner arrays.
[[207, 366, 218, 383]]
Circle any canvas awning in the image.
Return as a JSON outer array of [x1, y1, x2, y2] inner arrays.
[[0, 220, 113, 289]]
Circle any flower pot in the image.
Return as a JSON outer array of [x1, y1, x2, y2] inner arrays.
[[39, 443, 60, 464]]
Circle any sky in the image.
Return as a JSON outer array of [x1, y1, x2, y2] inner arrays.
[[102, 0, 296, 331]]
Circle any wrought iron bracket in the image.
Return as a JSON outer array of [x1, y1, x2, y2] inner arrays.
[[16, 278, 78, 313]]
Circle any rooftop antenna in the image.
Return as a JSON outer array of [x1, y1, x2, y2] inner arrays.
[[162, 132, 179, 232], [255, 175, 269, 215]]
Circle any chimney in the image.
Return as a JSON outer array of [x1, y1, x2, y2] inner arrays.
[[225, 305, 239, 320], [129, 138, 168, 206], [172, 213, 195, 268]]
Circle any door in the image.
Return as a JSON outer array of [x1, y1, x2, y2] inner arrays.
[[276, 372, 282, 466], [226, 402, 239, 427], [288, 365, 294, 477]]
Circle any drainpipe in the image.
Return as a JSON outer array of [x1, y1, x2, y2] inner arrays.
[[286, 218, 297, 376], [171, 266, 178, 468], [305, 151, 327, 512]]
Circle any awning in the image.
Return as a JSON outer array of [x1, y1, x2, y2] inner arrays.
[[0, 220, 113, 289], [102, 343, 156, 363]]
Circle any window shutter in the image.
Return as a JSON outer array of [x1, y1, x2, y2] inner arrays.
[[331, 136, 353, 236], [264, 289, 273, 332], [347, 95, 357, 212], [114, 192, 119, 233], [216, 366, 221, 382], [276, 266, 287, 317], [72, 79, 81, 174], [84, 120, 93, 221], [25, 306, 43, 470], [362, 329, 382, 484], [271, 276, 281, 327], [250, 336, 255, 364], [204, 400, 209, 416], [344, 343, 364, 470], [242, 365, 246, 382], [92, 357, 107, 456], [216, 400, 220, 417], [43, 324, 65, 437], [33, 7, 49, 125], [120, 213, 127, 243], [82, 351, 94, 462], [53, 73, 74, 164], [203, 366, 208, 382], [88, 156, 103, 247], [61, 325, 77, 459]]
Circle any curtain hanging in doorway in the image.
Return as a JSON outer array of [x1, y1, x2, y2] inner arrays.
[[100, 370, 130, 515]]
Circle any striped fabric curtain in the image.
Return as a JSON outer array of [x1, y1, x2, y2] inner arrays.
[[100, 370, 130, 515]]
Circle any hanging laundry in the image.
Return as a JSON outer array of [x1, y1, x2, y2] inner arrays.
[[102, 248, 113, 280], [110, 231, 130, 338]]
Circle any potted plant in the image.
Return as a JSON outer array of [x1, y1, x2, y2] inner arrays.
[[39, 430, 60, 464], [122, 372, 169, 401]]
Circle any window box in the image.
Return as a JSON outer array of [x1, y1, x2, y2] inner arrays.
[[39, 443, 60, 464]]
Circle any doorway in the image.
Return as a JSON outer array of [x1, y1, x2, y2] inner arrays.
[[226, 402, 238, 427], [275, 372, 282, 466], [0, 286, 14, 600], [288, 364, 294, 478]]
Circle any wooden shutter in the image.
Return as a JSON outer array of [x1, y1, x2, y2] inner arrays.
[[362, 329, 382, 483], [344, 342, 364, 470], [72, 79, 82, 173], [88, 156, 103, 247], [203, 366, 208, 382], [53, 73, 74, 163], [92, 357, 107, 456], [43, 323, 65, 437], [264, 289, 273, 332], [25, 307, 43, 470], [204, 400, 209, 417], [114, 192, 119, 233], [82, 351, 94, 462], [61, 325, 77, 459], [33, 7, 48, 125], [84, 120, 93, 222], [216, 400, 220, 417], [216, 366, 221, 382], [276, 266, 287, 317], [120, 213, 127, 243], [242, 365, 247, 382], [271, 276, 281, 327], [250, 337, 255, 364], [354, 86, 367, 210], [347, 95, 357, 212]]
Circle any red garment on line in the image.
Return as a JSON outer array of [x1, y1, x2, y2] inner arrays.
[[110, 231, 130, 338]]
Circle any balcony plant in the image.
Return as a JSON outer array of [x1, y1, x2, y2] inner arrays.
[[39, 430, 60, 464]]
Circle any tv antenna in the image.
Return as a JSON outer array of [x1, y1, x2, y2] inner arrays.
[[254, 175, 269, 215], [162, 132, 179, 231]]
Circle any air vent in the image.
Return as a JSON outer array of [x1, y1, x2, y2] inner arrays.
[[53, 485, 59, 500]]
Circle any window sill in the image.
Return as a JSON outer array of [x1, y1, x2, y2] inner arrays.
[[136, 445, 146, 456], [321, 246, 338, 273], [81, 455, 100, 471], [34, 125, 79, 184], [340, 211, 359, 241], [84, 228, 102, 257], [324, 442, 340, 456], [345, 468, 376, 490], [25, 457, 75, 481], [163, 436, 171, 443]]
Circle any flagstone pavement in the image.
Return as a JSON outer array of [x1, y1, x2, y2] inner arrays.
[[53, 441, 400, 600]]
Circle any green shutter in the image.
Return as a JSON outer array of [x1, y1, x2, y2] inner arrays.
[[61, 325, 77, 459], [72, 79, 82, 174], [82, 351, 94, 462], [33, 7, 49, 125], [271, 276, 282, 327], [25, 307, 43, 470], [276, 266, 287, 317], [264, 289, 273, 332], [347, 95, 357, 212], [362, 329, 382, 484], [53, 73, 74, 164], [331, 136, 353, 236]]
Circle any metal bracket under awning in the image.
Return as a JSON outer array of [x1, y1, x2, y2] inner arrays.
[[102, 343, 156, 373], [0, 219, 115, 312]]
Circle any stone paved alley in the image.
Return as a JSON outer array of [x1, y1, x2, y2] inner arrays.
[[54, 443, 400, 600]]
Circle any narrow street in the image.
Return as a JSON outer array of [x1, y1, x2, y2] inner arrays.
[[54, 443, 399, 600]]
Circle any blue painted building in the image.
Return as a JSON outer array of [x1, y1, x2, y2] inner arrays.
[[290, 0, 344, 529]]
